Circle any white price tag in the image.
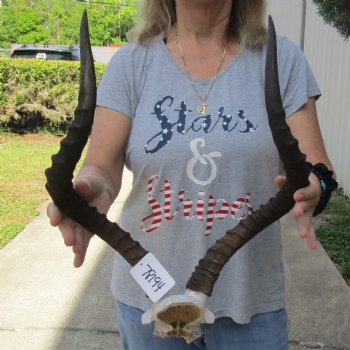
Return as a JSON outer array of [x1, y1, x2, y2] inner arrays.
[[130, 253, 175, 302]]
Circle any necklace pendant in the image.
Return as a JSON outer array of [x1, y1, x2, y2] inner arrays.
[[198, 103, 208, 115]]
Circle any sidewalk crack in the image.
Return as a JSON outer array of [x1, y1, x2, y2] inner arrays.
[[0, 326, 119, 335], [289, 339, 348, 350]]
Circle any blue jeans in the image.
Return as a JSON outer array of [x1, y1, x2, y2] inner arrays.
[[116, 301, 288, 350]]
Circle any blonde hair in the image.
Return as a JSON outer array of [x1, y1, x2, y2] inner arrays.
[[128, 0, 267, 49]]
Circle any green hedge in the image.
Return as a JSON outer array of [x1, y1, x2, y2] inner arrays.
[[0, 57, 106, 132]]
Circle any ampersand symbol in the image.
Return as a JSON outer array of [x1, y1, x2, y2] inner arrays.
[[186, 138, 222, 186]]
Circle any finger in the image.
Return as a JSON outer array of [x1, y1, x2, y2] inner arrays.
[[274, 175, 286, 189], [74, 179, 93, 199], [293, 201, 312, 236], [74, 253, 86, 268], [293, 184, 314, 202], [292, 201, 304, 218], [294, 173, 321, 203], [293, 188, 311, 203], [297, 214, 310, 239], [59, 218, 77, 247], [72, 228, 92, 268], [72, 225, 86, 255], [293, 196, 318, 217], [74, 174, 107, 201], [298, 221, 317, 250], [47, 202, 63, 227], [294, 210, 317, 250], [306, 225, 317, 250]]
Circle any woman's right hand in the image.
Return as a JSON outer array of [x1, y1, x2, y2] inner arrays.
[[47, 167, 115, 268]]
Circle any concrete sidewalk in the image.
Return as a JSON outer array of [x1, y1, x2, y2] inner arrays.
[[283, 214, 350, 350], [1, 169, 349, 350]]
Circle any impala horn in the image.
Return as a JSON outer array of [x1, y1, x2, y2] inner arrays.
[[45, 10, 148, 267], [141, 16, 311, 343], [46, 13, 311, 344]]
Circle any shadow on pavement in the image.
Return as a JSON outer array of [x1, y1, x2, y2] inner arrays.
[[51, 244, 120, 350]]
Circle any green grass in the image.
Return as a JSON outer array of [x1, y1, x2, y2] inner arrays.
[[0, 132, 61, 247], [316, 189, 350, 278], [0, 131, 87, 248]]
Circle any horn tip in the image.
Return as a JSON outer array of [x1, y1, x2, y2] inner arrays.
[[81, 9, 88, 28], [268, 16, 275, 32]]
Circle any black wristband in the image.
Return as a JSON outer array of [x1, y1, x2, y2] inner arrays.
[[306, 162, 338, 217]]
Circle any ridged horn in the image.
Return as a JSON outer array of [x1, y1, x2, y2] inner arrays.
[[45, 10, 148, 267], [185, 16, 310, 296]]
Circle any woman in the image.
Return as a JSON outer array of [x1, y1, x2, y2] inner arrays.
[[47, 0, 336, 349]]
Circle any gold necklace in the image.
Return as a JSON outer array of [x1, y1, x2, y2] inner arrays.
[[175, 25, 228, 115]]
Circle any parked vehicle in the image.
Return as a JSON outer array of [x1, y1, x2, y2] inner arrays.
[[11, 44, 80, 61]]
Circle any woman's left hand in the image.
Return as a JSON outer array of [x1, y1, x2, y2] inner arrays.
[[275, 173, 322, 250]]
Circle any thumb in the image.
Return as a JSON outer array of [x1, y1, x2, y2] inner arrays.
[[74, 179, 93, 199], [74, 173, 112, 202]]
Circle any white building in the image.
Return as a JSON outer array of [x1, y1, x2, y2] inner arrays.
[[268, 0, 350, 196]]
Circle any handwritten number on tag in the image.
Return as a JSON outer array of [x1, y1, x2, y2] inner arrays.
[[130, 253, 175, 302], [141, 263, 166, 292]]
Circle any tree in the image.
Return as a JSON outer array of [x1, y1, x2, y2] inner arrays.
[[16, 6, 49, 44], [87, 0, 137, 45], [0, 0, 137, 47], [87, 3, 119, 46], [0, 6, 18, 47], [0, 0, 50, 46], [312, 0, 350, 39], [48, 0, 87, 45], [117, 4, 137, 42]]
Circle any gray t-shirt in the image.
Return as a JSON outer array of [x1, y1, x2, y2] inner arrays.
[[97, 36, 320, 324]]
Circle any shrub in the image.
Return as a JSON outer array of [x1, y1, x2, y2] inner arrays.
[[0, 57, 106, 133]]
